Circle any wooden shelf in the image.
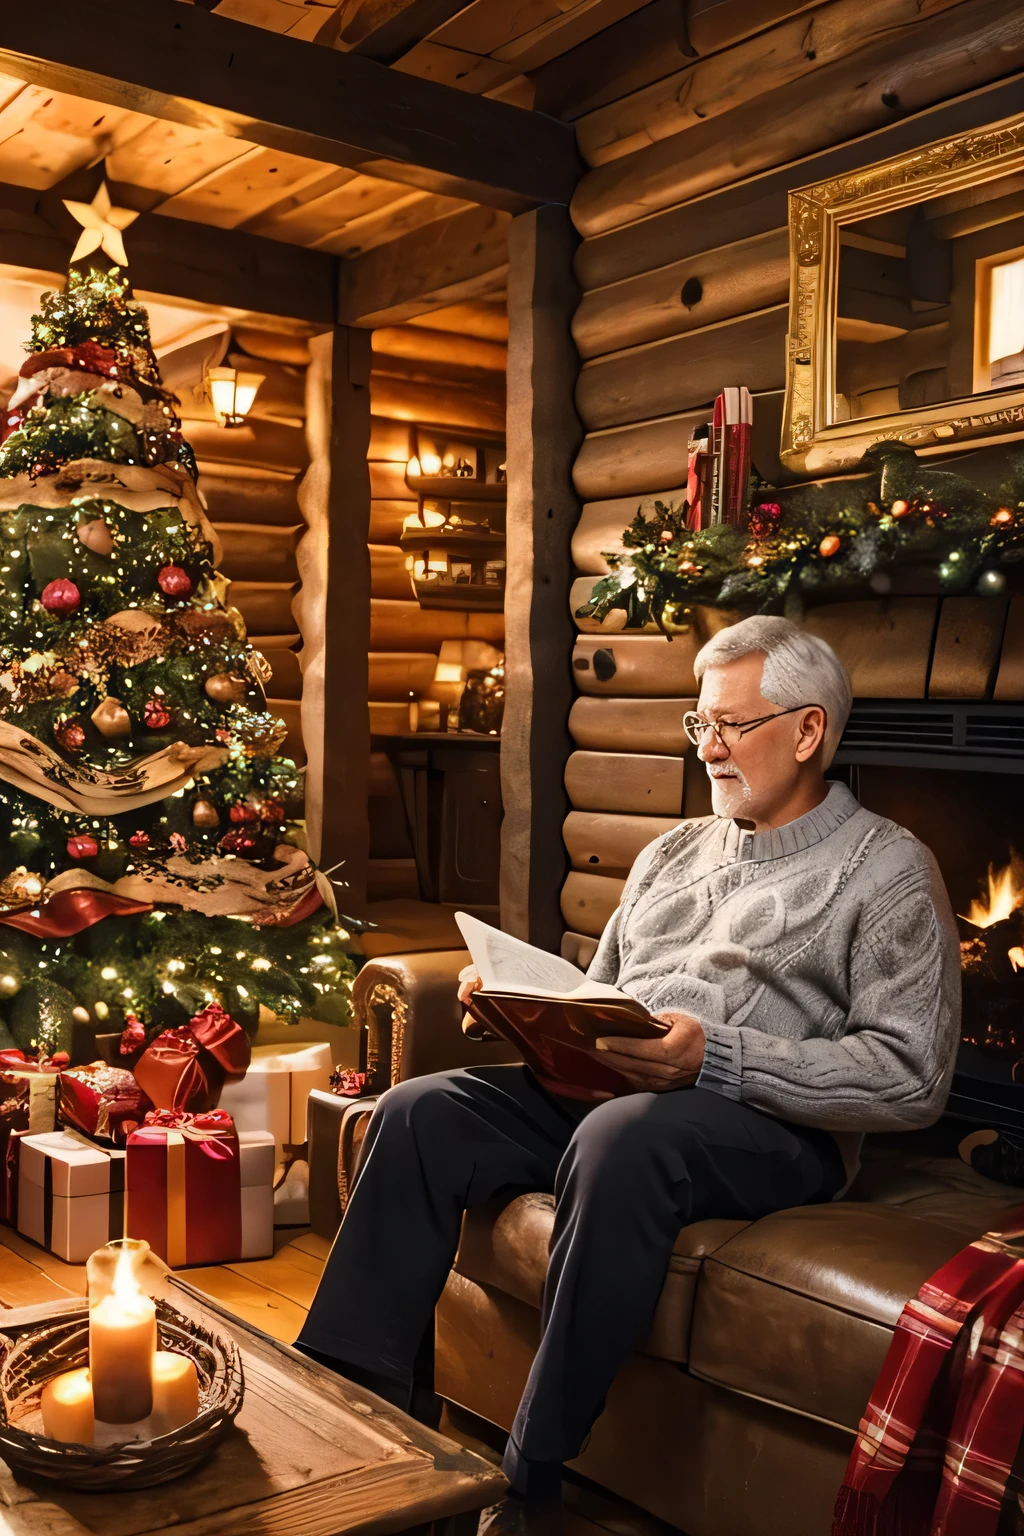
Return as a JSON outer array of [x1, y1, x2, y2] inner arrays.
[[405, 476, 507, 500]]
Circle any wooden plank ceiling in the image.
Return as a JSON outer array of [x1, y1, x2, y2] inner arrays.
[[0, 0, 654, 312]]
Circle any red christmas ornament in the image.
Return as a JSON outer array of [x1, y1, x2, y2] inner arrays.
[[157, 564, 193, 598], [228, 803, 259, 824], [40, 578, 81, 616], [259, 800, 285, 824], [818, 535, 841, 558], [55, 720, 85, 752], [129, 830, 150, 850], [119, 1013, 146, 1055], [66, 834, 99, 861], [143, 696, 172, 729], [220, 829, 259, 857]]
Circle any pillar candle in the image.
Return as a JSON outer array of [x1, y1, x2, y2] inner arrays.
[[89, 1289, 156, 1423], [151, 1351, 199, 1433], [41, 1368, 94, 1445]]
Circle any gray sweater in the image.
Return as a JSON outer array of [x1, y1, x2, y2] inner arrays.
[[588, 782, 961, 1176]]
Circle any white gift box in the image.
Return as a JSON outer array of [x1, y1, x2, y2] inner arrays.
[[18, 1131, 124, 1263], [219, 1042, 333, 1150], [238, 1130, 276, 1260]]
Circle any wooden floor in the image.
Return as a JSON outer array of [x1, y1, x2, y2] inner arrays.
[[0, 1222, 330, 1342]]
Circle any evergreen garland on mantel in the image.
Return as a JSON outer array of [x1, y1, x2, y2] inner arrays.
[[578, 444, 1024, 634]]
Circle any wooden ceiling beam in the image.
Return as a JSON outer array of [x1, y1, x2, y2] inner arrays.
[[0, 0, 580, 213], [0, 179, 336, 326], [337, 0, 473, 64], [338, 203, 509, 325]]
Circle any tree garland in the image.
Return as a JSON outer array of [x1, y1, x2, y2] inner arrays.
[[578, 444, 1024, 632]]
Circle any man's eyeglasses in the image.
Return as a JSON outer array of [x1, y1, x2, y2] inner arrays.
[[682, 704, 825, 749]]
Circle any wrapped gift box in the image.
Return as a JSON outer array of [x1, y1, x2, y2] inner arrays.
[[0, 1051, 60, 1146], [18, 1131, 124, 1263], [126, 1112, 274, 1268], [218, 1041, 333, 1150], [58, 1062, 153, 1146]]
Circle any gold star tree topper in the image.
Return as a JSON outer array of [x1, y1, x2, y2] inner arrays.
[[63, 182, 139, 268]]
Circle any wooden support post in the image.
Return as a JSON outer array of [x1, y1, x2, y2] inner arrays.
[[297, 328, 372, 913], [501, 207, 583, 949]]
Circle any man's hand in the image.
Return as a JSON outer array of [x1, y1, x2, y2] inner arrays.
[[457, 965, 483, 1007], [594, 1012, 705, 1092]]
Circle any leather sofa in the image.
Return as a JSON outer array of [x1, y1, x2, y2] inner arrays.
[[313, 953, 1019, 1536]]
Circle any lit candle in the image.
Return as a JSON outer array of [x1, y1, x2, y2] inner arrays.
[[89, 1247, 156, 1423], [151, 1352, 199, 1434], [41, 1368, 94, 1445]]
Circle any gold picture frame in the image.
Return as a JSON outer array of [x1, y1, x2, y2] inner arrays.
[[780, 109, 1024, 475]]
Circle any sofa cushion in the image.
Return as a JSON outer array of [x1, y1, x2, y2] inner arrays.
[[687, 1201, 1001, 1433], [455, 1194, 747, 1364]]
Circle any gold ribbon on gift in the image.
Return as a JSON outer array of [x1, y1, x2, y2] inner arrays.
[[164, 1131, 189, 1270]]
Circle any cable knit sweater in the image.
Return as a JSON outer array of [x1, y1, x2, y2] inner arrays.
[[587, 782, 961, 1178]]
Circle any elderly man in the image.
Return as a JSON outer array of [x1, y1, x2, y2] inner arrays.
[[297, 615, 960, 1511]]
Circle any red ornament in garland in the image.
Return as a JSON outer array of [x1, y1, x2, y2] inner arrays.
[[40, 578, 81, 616], [157, 564, 193, 599], [259, 800, 285, 824], [54, 720, 85, 753], [66, 834, 99, 861], [747, 502, 783, 540], [228, 803, 259, 824], [143, 696, 172, 729], [129, 831, 150, 850], [220, 829, 259, 857]]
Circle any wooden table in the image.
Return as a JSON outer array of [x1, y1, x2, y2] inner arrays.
[[0, 1282, 507, 1536]]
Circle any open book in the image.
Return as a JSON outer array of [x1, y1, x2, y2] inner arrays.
[[455, 912, 666, 1100]]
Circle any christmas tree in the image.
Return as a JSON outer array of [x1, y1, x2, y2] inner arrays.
[[0, 241, 353, 1059]]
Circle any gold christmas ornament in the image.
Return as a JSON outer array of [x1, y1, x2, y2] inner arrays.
[[72, 1006, 91, 1025], [204, 672, 247, 705], [0, 867, 44, 906], [90, 696, 132, 738], [76, 519, 115, 557], [0, 973, 20, 998], [192, 799, 220, 829]]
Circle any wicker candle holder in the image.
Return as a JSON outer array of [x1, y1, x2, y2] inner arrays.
[[0, 1300, 243, 1490]]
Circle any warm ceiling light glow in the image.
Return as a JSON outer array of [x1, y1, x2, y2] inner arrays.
[[207, 366, 264, 428]]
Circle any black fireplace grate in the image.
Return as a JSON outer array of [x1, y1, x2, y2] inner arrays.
[[834, 701, 1024, 771]]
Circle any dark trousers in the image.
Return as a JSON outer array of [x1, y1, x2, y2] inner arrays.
[[297, 1066, 845, 1491]]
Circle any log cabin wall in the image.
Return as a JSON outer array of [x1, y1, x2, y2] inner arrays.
[[364, 301, 508, 923], [183, 329, 311, 770], [551, 0, 1024, 956]]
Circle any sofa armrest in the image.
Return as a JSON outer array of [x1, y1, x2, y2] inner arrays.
[[353, 948, 519, 1091]]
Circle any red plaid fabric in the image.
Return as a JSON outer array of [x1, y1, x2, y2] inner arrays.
[[833, 1206, 1024, 1536]]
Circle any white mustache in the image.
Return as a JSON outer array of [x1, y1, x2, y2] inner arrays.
[[706, 764, 749, 786]]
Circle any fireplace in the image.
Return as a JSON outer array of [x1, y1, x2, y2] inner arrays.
[[830, 699, 1024, 1132]]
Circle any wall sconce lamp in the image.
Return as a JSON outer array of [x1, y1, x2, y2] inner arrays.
[[207, 366, 265, 428]]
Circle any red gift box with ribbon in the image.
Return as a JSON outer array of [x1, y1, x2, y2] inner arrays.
[[0, 1048, 64, 1222], [58, 1063, 153, 1146], [132, 1003, 251, 1114], [126, 1108, 274, 1267]]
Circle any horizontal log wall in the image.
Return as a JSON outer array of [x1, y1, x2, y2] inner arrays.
[[555, 0, 1024, 941], [193, 330, 310, 768], [364, 308, 508, 903]]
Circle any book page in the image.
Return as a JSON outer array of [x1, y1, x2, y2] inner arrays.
[[455, 911, 589, 994]]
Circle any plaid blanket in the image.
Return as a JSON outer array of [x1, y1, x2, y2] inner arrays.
[[833, 1206, 1024, 1536]]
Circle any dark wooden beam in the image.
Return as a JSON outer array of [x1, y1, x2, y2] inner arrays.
[[0, 178, 337, 325], [338, 204, 510, 326], [500, 205, 582, 951], [337, 0, 471, 63], [0, 0, 580, 213]]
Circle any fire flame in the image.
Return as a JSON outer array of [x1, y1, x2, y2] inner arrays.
[[111, 1243, 142, 1304], [959, 853, 1024, 929]]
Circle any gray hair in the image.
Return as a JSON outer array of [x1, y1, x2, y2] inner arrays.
[[693, 616, 852, 766]]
